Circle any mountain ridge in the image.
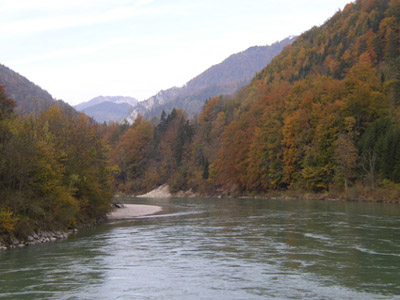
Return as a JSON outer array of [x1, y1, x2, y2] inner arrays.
[[74, 95, 139, 123], [0, 64, 57, 115], [124, 36, 296, 123], [75, 95, 138, 111], [106, 0, 400, 200]]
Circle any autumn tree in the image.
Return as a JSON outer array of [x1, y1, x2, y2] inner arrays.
[[111, 115, 154, 192], [335, 134, 359, 190]]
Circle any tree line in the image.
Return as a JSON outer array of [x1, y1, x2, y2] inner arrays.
[[0, 87, 112, 240]]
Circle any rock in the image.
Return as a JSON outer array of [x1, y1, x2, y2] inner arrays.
[[1, 229, 73, 251]]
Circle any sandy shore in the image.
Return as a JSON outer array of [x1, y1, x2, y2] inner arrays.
[[136, 184, 171, 198], [107, 204, 162, 220]]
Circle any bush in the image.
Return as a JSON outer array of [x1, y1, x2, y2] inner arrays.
[[0, 208, 19, 234]]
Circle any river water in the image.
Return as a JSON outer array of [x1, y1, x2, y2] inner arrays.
[[0, 197, 399, 300]]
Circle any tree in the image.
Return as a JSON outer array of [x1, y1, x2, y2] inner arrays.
[[359, 118, 392, 188], [0, 86, 15, 122], [335, 134, 359, 190], [111, 115, 154, 192]]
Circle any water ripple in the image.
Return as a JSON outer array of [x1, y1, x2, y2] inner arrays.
[[1, 198, 400, 299]]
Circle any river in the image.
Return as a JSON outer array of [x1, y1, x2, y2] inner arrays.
[[0, 197, 399, 299]]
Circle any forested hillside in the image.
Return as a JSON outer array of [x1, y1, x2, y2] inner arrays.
[[108, 0, 400, 200], [209, 0, 400, 195], [0, 87, 113, 242], [0, 64, 56, 115]]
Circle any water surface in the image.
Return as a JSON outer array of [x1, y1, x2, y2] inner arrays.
[[0, 197, 399, 299]]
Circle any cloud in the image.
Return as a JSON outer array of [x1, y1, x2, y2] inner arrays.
[[8, 36, 138, 65], [0, 0, 154, 37]]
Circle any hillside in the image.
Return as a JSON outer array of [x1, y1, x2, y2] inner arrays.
[[208, 0, 400, 194], [0, 88, 112, 245], [107, 0, 400, 200], [125, 36, 296, 122], [0, 64, 56, 115]]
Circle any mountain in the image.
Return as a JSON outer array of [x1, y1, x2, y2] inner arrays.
[[108, 0, 400, 199], [125, 36, 296, 123], [74, 96, 138, 123], [75, 96, 138, 111], [80, 101, 134, 124], [205, 0, 400, 193], [0, 64, 56, 114]]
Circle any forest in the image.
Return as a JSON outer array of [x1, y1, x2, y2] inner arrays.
[[0, 87, 112, 241], [109, 0, 400, 198], [1, 0, 400, 241]]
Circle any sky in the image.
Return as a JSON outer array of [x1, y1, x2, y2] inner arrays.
[[1, 0, 352, 106]]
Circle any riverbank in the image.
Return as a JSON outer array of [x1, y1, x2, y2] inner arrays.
[[0, 229, 78, 251], [132, 184, 196, 198], [134, 183, 400, 204], [244, 185, 400, 204], [107, 204, 163, 220], [0, 204, 163, 251], [136, 184, 171, 198]]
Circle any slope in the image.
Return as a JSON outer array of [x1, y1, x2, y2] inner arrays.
[[125, 36, 296, 122], [0, 64, 56, 115], [108, 0, 400, 200], [207, 0, 400, 193]]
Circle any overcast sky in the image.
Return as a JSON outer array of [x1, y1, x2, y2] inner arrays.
[[1, 0, 352, 106]]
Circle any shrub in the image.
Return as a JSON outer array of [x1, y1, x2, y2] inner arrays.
[[0, 208, 19, 234]]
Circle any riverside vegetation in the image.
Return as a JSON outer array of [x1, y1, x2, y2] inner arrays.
[[1, 0, 400, 246], [0, 88, 113, 248]]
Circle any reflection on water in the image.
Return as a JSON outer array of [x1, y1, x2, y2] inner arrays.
[[0, 198, 399, 299]]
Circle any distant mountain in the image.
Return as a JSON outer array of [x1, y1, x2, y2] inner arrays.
[[80, 101, 134, 124], [75, 96, 138, 111], [74, 96, 138, 123], [125, 36, 296, 123], [0, 64, 56, 114]]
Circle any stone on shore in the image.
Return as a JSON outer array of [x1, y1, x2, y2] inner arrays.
[[0, 229, 78, 251]]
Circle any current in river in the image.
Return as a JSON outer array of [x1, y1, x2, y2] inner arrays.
[[0, 197, 399, 299]]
